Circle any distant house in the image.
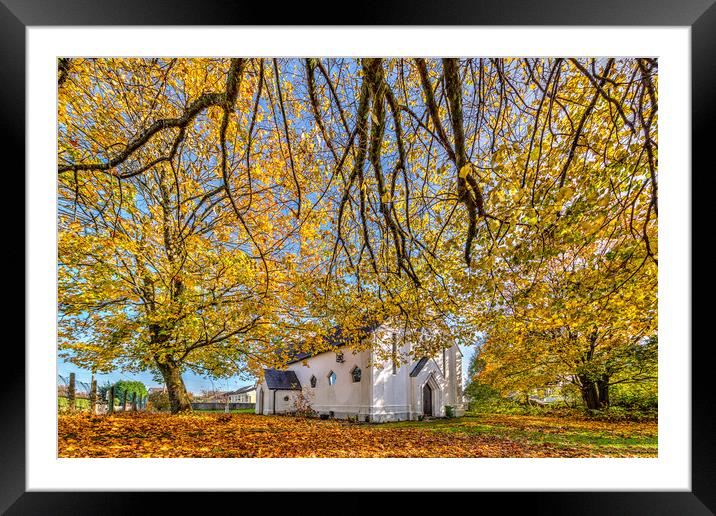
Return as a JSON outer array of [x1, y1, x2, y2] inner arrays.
[[255, 320, 464, 422], [196, 390, 232, 403], [228, 385, 256, 404]]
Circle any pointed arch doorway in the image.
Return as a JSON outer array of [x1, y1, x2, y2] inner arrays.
[[422, 383, 433, 417]]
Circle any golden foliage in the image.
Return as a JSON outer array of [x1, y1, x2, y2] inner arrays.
[[57, 57, 658, 412]]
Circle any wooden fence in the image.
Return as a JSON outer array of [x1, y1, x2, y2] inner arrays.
[[58, 373, 147, 414]]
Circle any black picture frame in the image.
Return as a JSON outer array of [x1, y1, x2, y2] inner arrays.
[[4, 1, 710, 513]]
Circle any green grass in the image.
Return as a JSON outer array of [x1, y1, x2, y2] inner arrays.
[[58, 397, 90, 410], [377, 412, 657, 455], [466, 398, 658, 422]]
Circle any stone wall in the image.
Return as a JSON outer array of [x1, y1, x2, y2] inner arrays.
[[190, 402, 254, 411]]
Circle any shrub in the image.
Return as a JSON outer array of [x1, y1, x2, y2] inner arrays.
[[469, 397, 534, 415], [113, 380, 148, 409], [445, 405, 455, 418], [464, 381, 499, 403], [610, 382, 658, 412], [469, 396, 574, 418], [147, 390, 170, 412], [291, 390, 317, 418]]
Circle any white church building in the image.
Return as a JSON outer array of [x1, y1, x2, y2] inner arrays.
[[255, 322, 465, 422]]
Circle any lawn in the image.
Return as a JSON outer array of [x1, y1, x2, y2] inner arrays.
[[58, 411, 656, 458], [58, 397, 90, 411], [379, 412, 657, 455]]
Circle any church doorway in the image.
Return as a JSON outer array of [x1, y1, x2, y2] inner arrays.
[[423, 383, 433, 417]]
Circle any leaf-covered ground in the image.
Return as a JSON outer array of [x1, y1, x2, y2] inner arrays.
[[58, 412, 657, 458]]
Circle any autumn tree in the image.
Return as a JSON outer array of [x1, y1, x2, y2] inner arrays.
[[469, 114, 658, 409], [463, 342, 499, 405], [58, 57, 657, 413], [58, 59, 329, 412], [424, 58, 659, 410]]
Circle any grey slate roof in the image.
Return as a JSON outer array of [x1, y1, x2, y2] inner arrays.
[[263, 369, 302, 390], [229, 385, 256, 395], [285, 321, 381, 365], [409, 357, 429, 377]]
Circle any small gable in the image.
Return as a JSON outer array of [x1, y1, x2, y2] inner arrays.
[[409, 357, 429, 377], [263, 368, 302, 390]]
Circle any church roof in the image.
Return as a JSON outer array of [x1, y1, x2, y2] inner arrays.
[[285, 321, 381, 365], [263, 369, 302, 390], [409, 357, 429, 377], [228, 385, 256, 395]]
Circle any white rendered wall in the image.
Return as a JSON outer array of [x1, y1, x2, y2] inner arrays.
[[254, 323, 465, 421], [290, 347, 372, 418], [370, 325, 414, 422], [255, 348, 373, 419], [370, 325, 465, 420]]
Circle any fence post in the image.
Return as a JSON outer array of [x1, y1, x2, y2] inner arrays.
[[108, 385, 114, 415], [89, 373, 97, 415], [68, 373, 76, 413]]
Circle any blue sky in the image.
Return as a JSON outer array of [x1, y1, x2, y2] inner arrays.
[[57, 344, 475, 394], [57, 357, 252, 394]]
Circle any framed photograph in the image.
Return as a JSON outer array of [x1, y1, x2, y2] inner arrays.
[[6, 0, 711, 513]]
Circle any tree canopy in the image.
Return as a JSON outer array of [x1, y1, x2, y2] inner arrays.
[[58, 57, 657, 412]]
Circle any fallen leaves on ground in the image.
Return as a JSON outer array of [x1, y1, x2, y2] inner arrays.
[[472, 413, 657, 437], [58, 412, 657, 458]]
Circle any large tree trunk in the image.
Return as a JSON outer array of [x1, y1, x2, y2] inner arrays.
[[156, 359, 192, 414], [580, 382, 600, 409], [578, 374, 611, 409], [597, 375, 610, 407], [152, 170, 192, 415]]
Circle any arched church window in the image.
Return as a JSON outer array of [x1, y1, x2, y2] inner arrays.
[[310, 375, 317, 388], [351, 366, 362, 383], [328, 371, 337, 385]]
